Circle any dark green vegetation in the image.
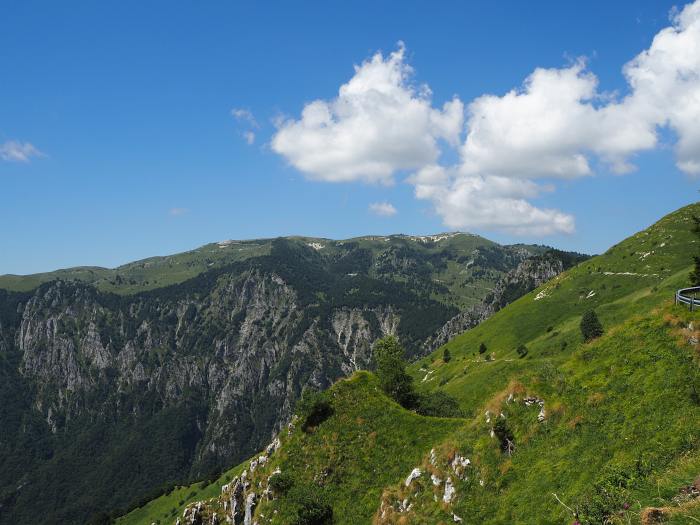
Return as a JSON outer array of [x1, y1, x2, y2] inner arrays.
[[442, 347, 451, 362], [374, 335, 419, 409], [0, 233, 583, 524], [580, 309, 604, 342], [124, 202, 700, 524], [374, 335, 462, 417]]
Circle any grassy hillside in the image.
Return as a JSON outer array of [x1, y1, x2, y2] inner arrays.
[[120, 202, 700, 525], [0, 239, 273, 294], [416, 202, 697, 412]]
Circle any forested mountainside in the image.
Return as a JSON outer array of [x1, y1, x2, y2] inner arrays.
[[0, 233, 585, 524], [123, 202, 700, 525]]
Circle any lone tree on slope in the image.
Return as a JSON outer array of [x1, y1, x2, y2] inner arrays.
[[580, 310, 604, 342], [374, 336, 418, 409]]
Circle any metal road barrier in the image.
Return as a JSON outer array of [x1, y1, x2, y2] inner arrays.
[[676, 286, 700, 311]]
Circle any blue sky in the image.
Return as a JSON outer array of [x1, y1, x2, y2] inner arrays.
[[1, 0, 697, 275]]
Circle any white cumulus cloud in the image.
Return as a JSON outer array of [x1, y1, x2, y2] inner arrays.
[[621, 1, 700, 175], [271, 1, 700, 236], [271, 43, 464, 185], [0, 140, 44, 163], [369, 201, 398, 217], [411, 165, 574, 235], [460, 61, 656, 180]]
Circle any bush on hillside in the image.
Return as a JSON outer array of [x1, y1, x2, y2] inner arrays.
[[443, 348, 451, 363], [296, 389, 334, 432], [290, 484, 333, 525], [516, 344, 528, 358], [374, 336, 418, 409], [478, 342, 487, 354], [580, 310, 604, 342], [416, 391, 462, 418], [268, 471, 294, 495]]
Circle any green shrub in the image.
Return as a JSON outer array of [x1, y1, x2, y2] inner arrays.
[[580, 310, 604, 342], [478, 342, 487, 354], [442, 348, 451, 363], [516, 344, 528, 358], [290, 484, 333, 525], [416, 391, 462, 418], [268, 471, 294, 495], [373, 336, 418, 409]]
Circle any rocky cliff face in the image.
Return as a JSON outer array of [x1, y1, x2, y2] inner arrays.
[[423, 254, 565, 353], [15, 270, 402, 468], [0, 238, 585, 524]]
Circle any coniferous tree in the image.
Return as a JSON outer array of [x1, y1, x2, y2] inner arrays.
[[443, 347, 451, 363], [580, 310, 604, 342]]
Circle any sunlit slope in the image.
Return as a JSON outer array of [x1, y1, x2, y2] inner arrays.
[[416, 202, 698, 411]]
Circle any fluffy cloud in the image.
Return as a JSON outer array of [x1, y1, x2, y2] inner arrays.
[[271, 43, 464, 185], [460, 62, 656, 179], [459, 0, 700, 181], [411, 165, 574, 235], [368, 201, 398, 217], [0, 140, 44, 162], [621, 1, 700, 174], [271, 1, 700, 236]]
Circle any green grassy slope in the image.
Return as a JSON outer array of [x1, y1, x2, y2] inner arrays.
[[418, 203, 697, 412], [120, 202, 700, 525], [395, 305, 699, 524]]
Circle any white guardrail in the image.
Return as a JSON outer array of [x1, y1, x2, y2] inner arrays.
[[676, 286, 700, 311]]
